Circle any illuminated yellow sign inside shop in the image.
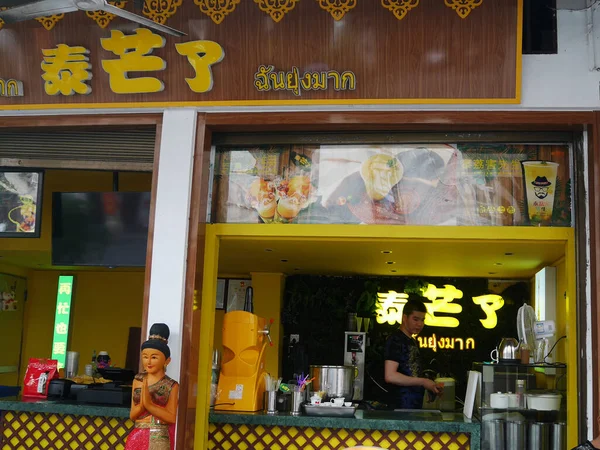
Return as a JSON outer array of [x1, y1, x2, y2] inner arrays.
[[41, 28, 224, 96], [375, 290, 408, 325], [472, 294, 504, 329], [421, 284, 463, 328], [375, 284, 505, 329], [417, 334, 475, 352]]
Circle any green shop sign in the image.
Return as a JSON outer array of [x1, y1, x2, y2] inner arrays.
[[51, 275, 74, 369]]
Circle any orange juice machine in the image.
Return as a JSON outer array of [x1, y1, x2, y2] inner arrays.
[[215, 310, 273, 412]]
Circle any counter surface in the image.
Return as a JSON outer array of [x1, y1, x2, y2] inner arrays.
[[210, 409, 480, 433], [0, 398, 130, 418]]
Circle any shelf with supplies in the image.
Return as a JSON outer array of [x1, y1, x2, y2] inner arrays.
[[471, 362, 567, 449]]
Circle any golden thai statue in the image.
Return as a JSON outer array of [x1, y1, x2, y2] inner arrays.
[[125, 323, 179, 450]]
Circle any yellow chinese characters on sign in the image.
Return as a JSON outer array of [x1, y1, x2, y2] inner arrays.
[[375, 291, 408, 325], [101, 28, 166, 94], [176, 40, 225, 93], [41, 45, 92, 95], [472, 294, 504, 329], [375, 283, 505, 329], [41, 28, 225, 96], [421, 284, 463, 328]]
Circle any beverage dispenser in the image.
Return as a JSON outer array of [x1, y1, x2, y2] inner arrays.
[[344, 331, 366, 400], [215, 311, 272, 412]]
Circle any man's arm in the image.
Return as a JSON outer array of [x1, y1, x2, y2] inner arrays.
[[384, 360, 442, 393]]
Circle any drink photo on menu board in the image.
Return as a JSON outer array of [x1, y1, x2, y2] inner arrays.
[[211, 144, 571, 227], [0, 169, 43, 237]]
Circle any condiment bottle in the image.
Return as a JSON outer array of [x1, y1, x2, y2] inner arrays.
[[516, 379, 526, 408], [520, 341, 530, 364]]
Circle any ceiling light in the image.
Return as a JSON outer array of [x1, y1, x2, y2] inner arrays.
[[386, 261, 395, 265], [281, 259, 288, 263], [265, 249, 273, 252], [505, 252, 513, 256], [381, 250, 392, 254], [489, 272, 497, 275], [494, 262, 503, 266], [390, 269, 398, 273], [294, 268, 300, 271]]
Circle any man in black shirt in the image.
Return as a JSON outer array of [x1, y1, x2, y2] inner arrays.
[[384, 297, 442, 409]]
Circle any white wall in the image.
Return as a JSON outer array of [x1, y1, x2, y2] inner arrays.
[[520, 9, 600, 109], [146, 109, 197, 384]]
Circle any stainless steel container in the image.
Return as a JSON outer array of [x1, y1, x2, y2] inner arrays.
[[506, 420, 526, 449], [309, 365, 354, 400], [264, 391, 277, 415], [291, 391, 304, 416], [528, 422, 550, 450], [484, 419, 505, 450], [551, 422, 566, 450]]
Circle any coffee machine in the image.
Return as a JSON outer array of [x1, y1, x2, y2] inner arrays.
[[344, 331, 366, 400], [215, 311, 272, 412]]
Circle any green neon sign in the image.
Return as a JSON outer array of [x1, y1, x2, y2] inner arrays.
[[51, 275, 74, 369]]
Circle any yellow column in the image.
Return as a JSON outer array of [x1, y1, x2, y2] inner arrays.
[[251, 272, 286, 377]]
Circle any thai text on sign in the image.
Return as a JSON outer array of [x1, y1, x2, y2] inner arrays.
[[254, 65, 356, 96], [0, 79, 23, 97], [417, 334, 476, 352]]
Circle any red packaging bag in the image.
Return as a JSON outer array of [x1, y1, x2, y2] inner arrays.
[[23, 358, 59, 398]]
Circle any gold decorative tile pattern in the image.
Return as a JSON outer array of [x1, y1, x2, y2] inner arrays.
[[195, 0, 241, 24], [86, 1, 126, 29], [143, 0, 183, 24], [444, 0, 482, 19], [1, 411, 134, 449], [208, 423, 472, 449], [254, 0, 299, 23], [35, 14, 65, 30], [0, 7, 6, 30], [316, 0, 357, 21], [381, 0, 419, 21]]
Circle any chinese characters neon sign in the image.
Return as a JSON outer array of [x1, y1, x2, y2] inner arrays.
[[51, 275, 74, 369], [375, 283, 505, 329], [41, 28, 224, 96]]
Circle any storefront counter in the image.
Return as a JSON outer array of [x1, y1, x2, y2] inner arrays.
[[209, 410, 480, 450], [0, 398, 133, 449]]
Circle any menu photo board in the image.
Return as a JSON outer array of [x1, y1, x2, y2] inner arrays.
[[0, 169, 43, 237], [212, 144, 571, 227]]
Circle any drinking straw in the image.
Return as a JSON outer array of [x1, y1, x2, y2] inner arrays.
[[264, 374, 275, 392], [300, 377, 315, 392]]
